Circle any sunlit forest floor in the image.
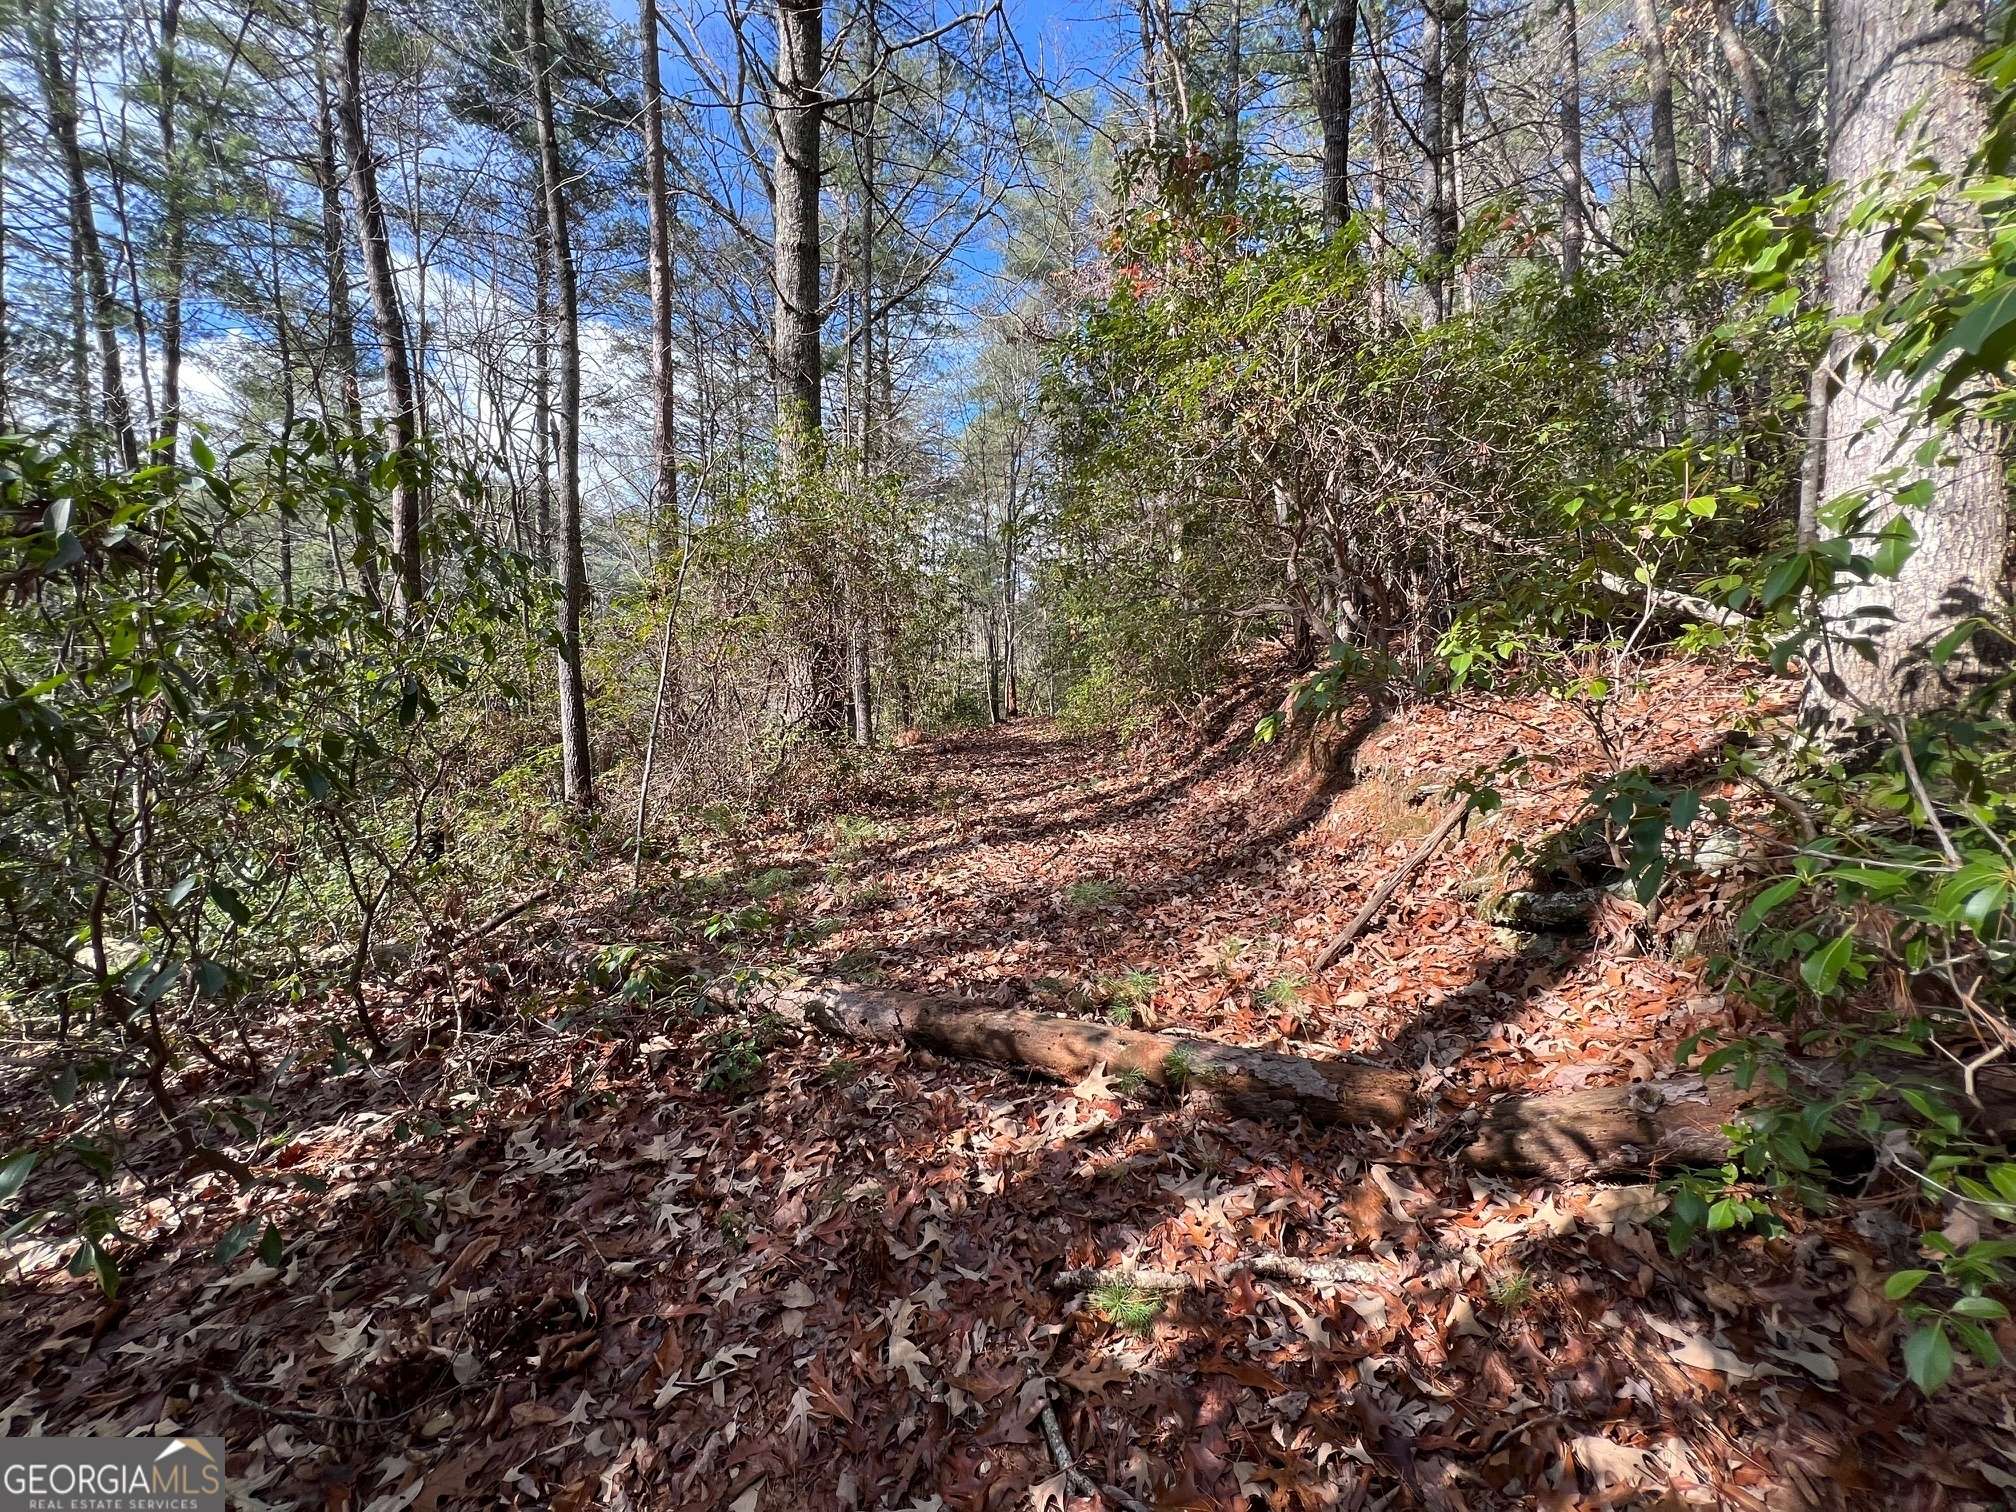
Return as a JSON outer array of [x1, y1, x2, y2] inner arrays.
[[5, 655, 2014, 1508]]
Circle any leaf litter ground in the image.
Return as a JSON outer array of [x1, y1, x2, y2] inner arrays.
[[4, 655, 2014, 1509]]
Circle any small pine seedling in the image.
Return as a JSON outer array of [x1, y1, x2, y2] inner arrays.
[[1162, 1044, 1213, 1089], [1260, 974, 1308, 1010], [820, 1055, 864, 1087], [1090, 1282, 1167, 1336], [1063, 879, 1122, 910], [1488, 1268, 1536, 1311]]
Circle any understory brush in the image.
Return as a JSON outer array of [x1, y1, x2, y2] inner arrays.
[[1056, 35, 2016, 1396], [0, 428, 543, 1294]]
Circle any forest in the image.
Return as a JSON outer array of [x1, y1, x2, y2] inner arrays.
[[1, 0, 2014, 1503]]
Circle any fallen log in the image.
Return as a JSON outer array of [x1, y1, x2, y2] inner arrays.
[[1459, 1078, 1753, 1177], [771, 982, 1414, 1127], [760, 983, 1735, 1175], [752, 981, 2015, 1180], [1462, 1065, 2016, 1179]]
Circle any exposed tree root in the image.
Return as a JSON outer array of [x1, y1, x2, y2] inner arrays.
[[1481, 884, 1634, 932]]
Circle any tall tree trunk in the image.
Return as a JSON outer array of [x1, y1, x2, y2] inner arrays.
[[1444, 0, 1468, 310], [532, 202, 554, 570], [848, 13, 880, 749], [530, 0, 595, 813], [1225, 0, 1243, 186], [855, 9, 877, 465], [312, 35, 379, 605], [1713, 0, 1781, 191], [1134, 0, 1161, 152], [895, 643, 914, 730], [269, 212, 297, 609], [638, 0, 680, 555], [68, 198, 90, 441], [985, 616, 1002, 724], [1153, 0, 1194, 141], [772, 0, 844, 734], [35, 0, 140, 469], [1299, 0, 1356, 237], [336, 0, 422, 615], [1632, 0, 1680, 198], [0, 102, 11, 432], [108, 147, 158, 440], [772, 0, 823, 464], [849, 626, 872, 745], [1003, 442, 1022, 716], [633, 526, 693, 887], [1556, 0, 1585, 283], [1419, 0, 1448, 322], [155, 0, 184, 459], [1805, 0, 2007, 728], [1365, 0, 1391, 324]]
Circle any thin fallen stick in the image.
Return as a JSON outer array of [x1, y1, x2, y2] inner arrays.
[[1051, 1253, 1388, 1293], [216, 1378, 428, 1428], [1052, 1266, 1193, 1292], [1033, 1383, 1150, 1512], [1248, 1253, 1389, 1287], [1592, 569, 1751, 630], [393, 884, 559, 999], [759, 979, 2004, 1177], [448, 884, 557, 953], [1315, 798, 1470, 970]]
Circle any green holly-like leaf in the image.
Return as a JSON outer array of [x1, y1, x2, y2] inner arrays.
[[1799, 931, 1855, 995], [1903, 1322, 1954, 1394]]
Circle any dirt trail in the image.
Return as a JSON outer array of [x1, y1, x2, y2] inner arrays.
[[738, 667, 1747, 1106], [5, 666, 2011, 1509]]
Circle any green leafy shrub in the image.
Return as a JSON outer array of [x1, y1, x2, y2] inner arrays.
[[1650, 65, 2016, 1389], [0, 427, 535, 1291], [701, 1023, 775, 1093]]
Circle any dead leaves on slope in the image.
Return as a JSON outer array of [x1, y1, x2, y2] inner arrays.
[[6, 658, 2016, 1507]]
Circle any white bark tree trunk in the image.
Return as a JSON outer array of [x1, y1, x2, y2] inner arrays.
[[1806, 0, 2009, 728], [638, 0, 680, 555], [1556, 0, 1585, 283]]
